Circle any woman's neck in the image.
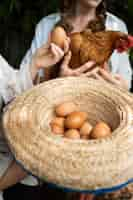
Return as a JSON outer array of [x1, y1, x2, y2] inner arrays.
[[70, 4, 96, 32]]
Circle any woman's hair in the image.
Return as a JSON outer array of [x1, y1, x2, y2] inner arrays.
[[57, 0, 107, 33]]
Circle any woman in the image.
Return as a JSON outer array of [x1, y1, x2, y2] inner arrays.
[[21, 0, 132, 90], [2, 0, 132, 200], [20, 0, 132, 200]]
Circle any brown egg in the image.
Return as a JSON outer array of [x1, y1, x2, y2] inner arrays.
[[51, 26, 67, 49], [80, 121, 93, 136], [65, 111, 88, 129], [50, 117, 65, 128], [55, 101, 77, 117], [81, 135, 90, 140], [50, 123, 64, 135], [90, 121, 111, 139], [64, 129, 80, 139]]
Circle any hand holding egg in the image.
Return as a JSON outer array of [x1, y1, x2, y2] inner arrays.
[[31, 42, 66, 70], [30, 26, 70, 80], [51, 26, 70, 53]]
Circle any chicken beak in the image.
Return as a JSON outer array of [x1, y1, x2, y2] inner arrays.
[[128, 35, 133, 48]]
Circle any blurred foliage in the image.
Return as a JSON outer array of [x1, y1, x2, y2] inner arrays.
[[0, 0, 132, 67], [0, 0, 59, 34], [128, 0, 133, 18], [0, 0, 60, 66]]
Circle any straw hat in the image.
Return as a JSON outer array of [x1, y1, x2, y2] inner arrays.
[[3, 77, 133, 193]]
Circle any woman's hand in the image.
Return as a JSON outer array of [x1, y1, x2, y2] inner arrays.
[[59, 54, 128, 90], [84, 67, 128, 90], [30, 37, 70, 80], [59, 51, 96, 77], [78, 61, 128, 90], [99, 68, 128, 90], [32, 43, 64, 69]]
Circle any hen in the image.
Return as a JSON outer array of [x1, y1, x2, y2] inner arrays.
[[43, 27, 133, 81], [69, 29, 133, 68]]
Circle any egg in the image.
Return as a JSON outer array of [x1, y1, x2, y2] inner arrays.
[[90, 121, 111, 139], [55, 101, 77, 117], [51, 26, 67, 49], [64, 129, 80, 139], [50, 123, 64, 135], [65, 111, 88, 129], [81, 135, 90, 140], [80, 121, 93, 136], [50, 117, 65, 128]]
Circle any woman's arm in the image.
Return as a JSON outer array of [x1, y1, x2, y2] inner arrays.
[[0, 42, 68, 103], [0, 160, 27, 190]]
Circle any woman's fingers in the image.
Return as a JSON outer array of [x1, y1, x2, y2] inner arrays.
[[36, 42, 50, 56], [99, 69, 128, 89], [91, 72, 104, 80], [84, 67, 99, 76], [74, 61, 96, 74], [114, 74, 128, 89], [98, 68, 119, 85], [82, 67, 116, 84], [61, 51, 72, 68], [51, 43, 64, 58], [37, 43, 64, 65], [81, 67, 114, 83], [81, 67, 101, 80], [59, 51, 74, 77], [63, 37, 70, 53], [32, 44, 65, 69], [38, 36, 70, 59]]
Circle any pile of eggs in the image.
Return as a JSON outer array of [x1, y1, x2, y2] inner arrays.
[[50, 101, 112, 140]]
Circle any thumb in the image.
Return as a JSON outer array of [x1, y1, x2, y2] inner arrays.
[[61, 51, 72, 68], [51, 43, 64, 57]]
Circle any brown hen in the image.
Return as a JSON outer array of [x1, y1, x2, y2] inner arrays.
[[42, 27, 133, 81], [69, 30, 133, 69]]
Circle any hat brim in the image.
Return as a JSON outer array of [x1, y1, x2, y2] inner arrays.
[[3, 77, 133, 191]]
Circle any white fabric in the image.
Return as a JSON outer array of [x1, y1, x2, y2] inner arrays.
[[21, 12, 132, 89], [0, 56, 37, 187], [0, 55, 33, 104]]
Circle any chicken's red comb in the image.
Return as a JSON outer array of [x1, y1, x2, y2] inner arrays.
[[128, 35, 133, 48]]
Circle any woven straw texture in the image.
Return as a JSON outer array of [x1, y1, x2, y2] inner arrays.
[[3, 77, 133, 191]]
